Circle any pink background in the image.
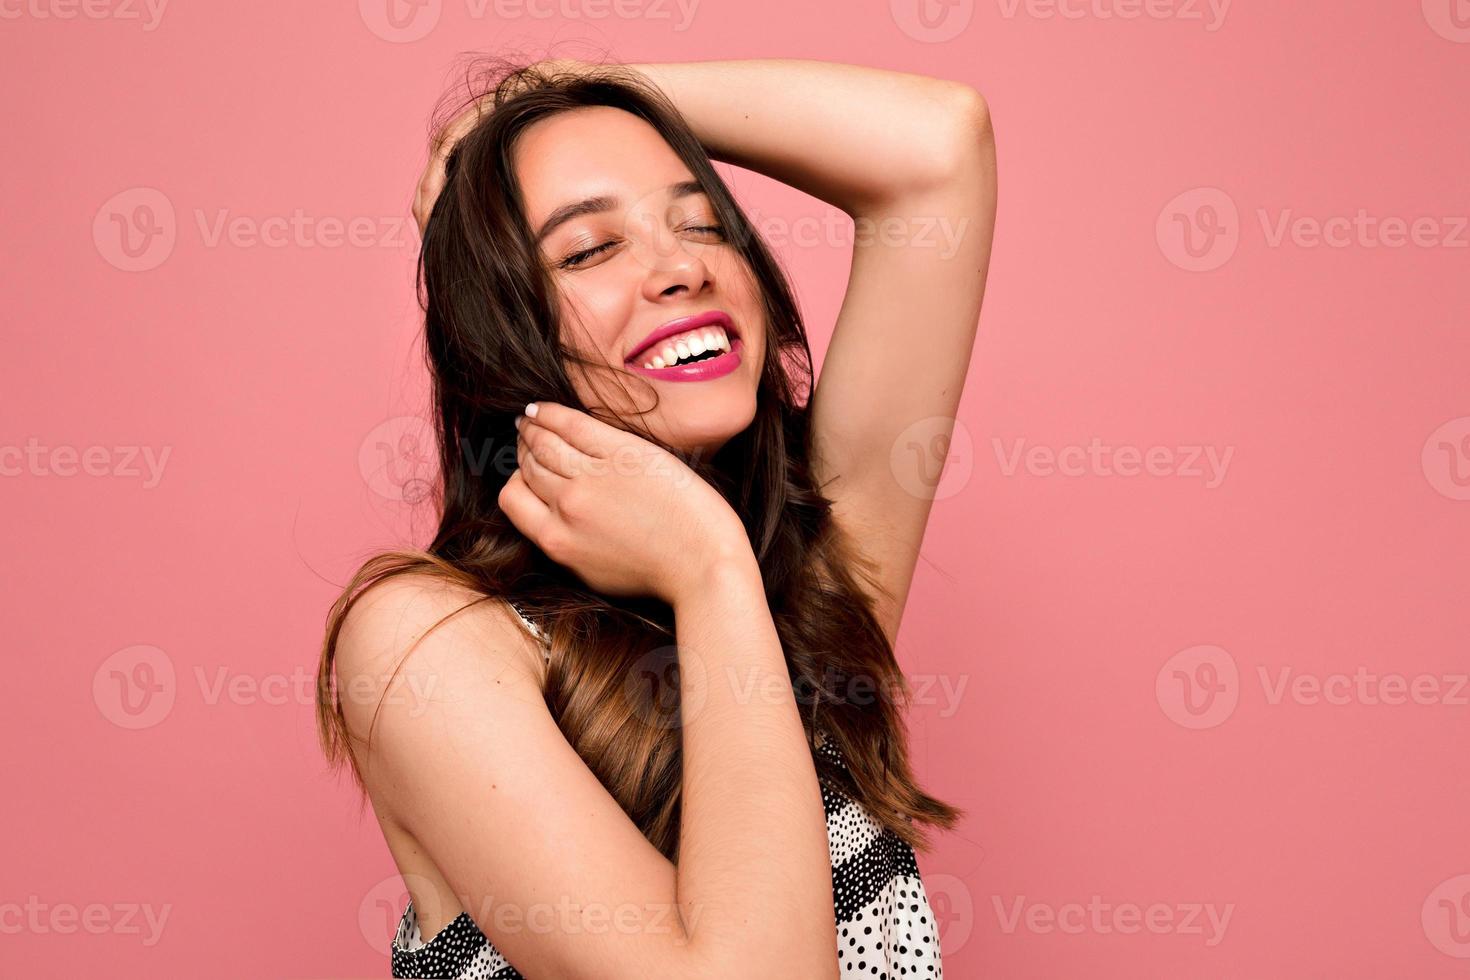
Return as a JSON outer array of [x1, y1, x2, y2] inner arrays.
[[4, 1, 1468, 976]]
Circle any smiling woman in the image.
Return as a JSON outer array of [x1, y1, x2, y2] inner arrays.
[[318, 54, 994, 980], [507, 99, 768, 455]]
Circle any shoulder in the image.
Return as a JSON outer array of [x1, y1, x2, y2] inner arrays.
[[334, 573, 548, 746]]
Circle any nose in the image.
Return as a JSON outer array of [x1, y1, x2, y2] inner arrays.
[[626, 211, 714, 301]]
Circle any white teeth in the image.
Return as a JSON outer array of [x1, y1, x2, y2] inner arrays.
[[637, 324, 734, 369]]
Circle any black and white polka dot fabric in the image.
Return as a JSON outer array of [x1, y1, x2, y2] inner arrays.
[[816, 729, 943, 978], [389, 605, 943, 979]]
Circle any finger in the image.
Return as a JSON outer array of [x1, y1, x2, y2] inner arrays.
[[414, 165, 447, 233], [498, 469, 553, 542], [523, 402, 621, 458], [517, 432, 571, 499], [517, 418, 586, 479]]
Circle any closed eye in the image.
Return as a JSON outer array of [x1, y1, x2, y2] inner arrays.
[[559, 241, 616, 269], [556, 224, 727, 271]]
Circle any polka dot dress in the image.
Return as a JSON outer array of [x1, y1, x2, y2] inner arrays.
[[817, 729, 943, 978], [390, 606, 943, 979]]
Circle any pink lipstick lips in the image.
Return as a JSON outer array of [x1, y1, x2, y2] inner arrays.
[[624, 310, 744, 382]]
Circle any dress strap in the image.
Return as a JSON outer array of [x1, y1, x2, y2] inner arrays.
[[506, 600, 551, 660]]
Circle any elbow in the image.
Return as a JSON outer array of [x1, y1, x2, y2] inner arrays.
[[928, 83, 995, 189]]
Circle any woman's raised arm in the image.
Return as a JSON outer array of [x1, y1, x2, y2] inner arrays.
[[623, 57, 985, 214]]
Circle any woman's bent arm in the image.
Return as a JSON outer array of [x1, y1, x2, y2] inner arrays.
[[622, 57, 984, 215], [337, 564, 837, 979], [337, 576, 696, 980]]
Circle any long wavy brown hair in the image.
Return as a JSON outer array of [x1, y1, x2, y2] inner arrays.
[[315, 56, 961, 859]]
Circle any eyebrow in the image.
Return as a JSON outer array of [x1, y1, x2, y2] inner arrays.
[[534, 179, 707, 245]]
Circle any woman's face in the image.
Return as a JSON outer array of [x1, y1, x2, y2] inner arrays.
[[513, 105, 766, 459]]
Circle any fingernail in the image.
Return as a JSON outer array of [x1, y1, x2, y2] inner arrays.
[[525, 402, 539, 418], [514, 414, 523, 429]]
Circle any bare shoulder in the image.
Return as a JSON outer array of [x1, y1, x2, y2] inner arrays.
[[329, 571, 690, 977], [333, 573, 548, 778]]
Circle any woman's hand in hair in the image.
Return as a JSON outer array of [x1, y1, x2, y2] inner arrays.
[[412, 58, 592, 236], [412, 95, 492, 237], [500, 401, 752, 606]]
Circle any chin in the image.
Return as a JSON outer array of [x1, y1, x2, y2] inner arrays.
[[656, 397, 755, 461]]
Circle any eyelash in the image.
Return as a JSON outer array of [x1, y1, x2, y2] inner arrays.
[[558, 224, 726, 270]]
